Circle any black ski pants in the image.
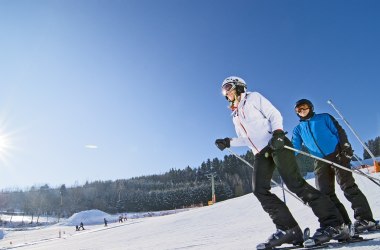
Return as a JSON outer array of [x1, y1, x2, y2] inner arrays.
[[252, 137, 344, 231], [314, 152, 374, 225]]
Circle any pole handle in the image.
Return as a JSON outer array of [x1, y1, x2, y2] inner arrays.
[[284, 145, 380, 185]]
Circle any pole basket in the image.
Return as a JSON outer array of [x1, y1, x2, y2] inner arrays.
[[374, 161, 380, 173]]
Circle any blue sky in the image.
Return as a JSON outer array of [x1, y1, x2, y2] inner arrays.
[[0, 0, 379, 190]]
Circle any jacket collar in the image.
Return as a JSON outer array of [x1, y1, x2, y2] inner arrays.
[[299, 112, 315, 121]]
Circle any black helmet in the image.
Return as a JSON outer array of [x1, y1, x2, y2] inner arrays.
[[295, 99, 314, 111], [295, 99, 315, 120]]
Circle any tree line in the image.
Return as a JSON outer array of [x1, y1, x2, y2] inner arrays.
[[0, 137, 378, 222], [363, 136, 380, 160]]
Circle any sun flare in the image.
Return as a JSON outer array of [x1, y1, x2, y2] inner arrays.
[[0, 131, 11, 164], [0, 120, 16, 167]]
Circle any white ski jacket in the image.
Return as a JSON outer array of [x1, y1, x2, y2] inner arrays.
[[230, 91, 283, 155]]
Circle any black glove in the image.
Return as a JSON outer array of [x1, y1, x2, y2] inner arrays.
[[269, 130, 287, 150], [341, 142, 354, 159], [215, 138, 230, 151]]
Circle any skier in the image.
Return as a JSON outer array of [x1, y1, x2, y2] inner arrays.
[[292, 99, 377, 234], [215, 76, 349, 249]]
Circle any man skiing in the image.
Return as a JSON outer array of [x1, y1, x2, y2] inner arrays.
[[292, 99, 377, 234], [215, 76, 349, 249]]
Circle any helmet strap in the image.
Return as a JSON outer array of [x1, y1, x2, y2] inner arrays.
[[228, 93, 240, 111]]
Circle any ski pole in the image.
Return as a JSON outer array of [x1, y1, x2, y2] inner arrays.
[[280, 178, 286, 204], [327, 99, 379, 166], [351, 154, 380, 187], [226, 148, 308, 206], [284, 145, 380, 185], [352, 154, 370, 174], [354, 168, 380, 188]]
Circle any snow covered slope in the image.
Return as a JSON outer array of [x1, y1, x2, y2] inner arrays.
[[1, 173, 379, 249]]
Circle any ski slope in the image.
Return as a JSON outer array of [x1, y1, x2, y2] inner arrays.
[[1, 172, 379, 249]]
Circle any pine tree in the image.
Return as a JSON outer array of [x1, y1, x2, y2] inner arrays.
[[363, 136, 380, 159]]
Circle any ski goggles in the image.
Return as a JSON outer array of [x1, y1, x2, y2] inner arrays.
[[221, 82, 236, 96], [295, 106, 310, 113]]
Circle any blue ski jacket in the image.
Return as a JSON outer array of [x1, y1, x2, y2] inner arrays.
[[292, 113, 348, 158]]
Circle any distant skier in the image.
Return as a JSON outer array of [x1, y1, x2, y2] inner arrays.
[[104, 218, 108, 227], [292, 99, 377, 234], [215, 76, 349, 249], [79, 222, 85, 230]]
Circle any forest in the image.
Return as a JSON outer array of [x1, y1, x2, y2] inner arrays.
[[0, 136, 379, 222]]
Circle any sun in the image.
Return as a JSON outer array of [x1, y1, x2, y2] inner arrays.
[[0, 127, 14, 166], [0, 133, 9, 152], [0, 107, 20, 168]]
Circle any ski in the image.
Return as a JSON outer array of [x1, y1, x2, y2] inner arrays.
[[359, 227, 380, 235], [257, 228, 310, 250], [355, 219, 380, 235], [274, 237, 374, 250], [273, 226, 377, 250], [257, 225, 378, 250]]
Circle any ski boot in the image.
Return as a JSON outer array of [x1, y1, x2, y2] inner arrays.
[[338, 223, 362, 242], [256, 225, 304, 250], [354, 219, 377, 234], [349, 223, 356, 237], [303, 224, 349, 247]]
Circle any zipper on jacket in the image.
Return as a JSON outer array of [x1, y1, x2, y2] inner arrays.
[[237, 94, 260, 153]]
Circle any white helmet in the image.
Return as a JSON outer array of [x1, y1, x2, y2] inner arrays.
[[221, 76, 247, 96]]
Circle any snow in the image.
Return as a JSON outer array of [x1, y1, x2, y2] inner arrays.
[[0, 173, 380, 249], [62, 209, 112, 226]]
